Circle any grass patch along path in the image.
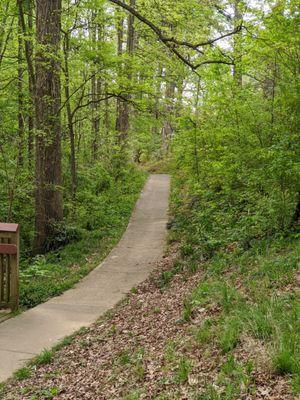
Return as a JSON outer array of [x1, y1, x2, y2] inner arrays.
[[3, 234, 298, 399], [0, 174, 170, 382]]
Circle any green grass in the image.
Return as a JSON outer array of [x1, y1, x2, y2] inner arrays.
[[194, 318, 215, 345], [33, 349, 53, 366], [2, 172, 299, 399], [218, 316, 241, 353], [124, 389, 143, 400], [174, 357, 192, 383], [118, 349, 131, 365], [272, 332, 300, 375], [12, 208, 297, 399], [291, 374, 300, 395], [25, 386, 59, 400], [13, 367, 31, 381], [171, 171, 300, 397], [158, 260, 184, 288], [179, 234, 300, 396]]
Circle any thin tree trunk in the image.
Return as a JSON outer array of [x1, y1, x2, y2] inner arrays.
[[161, 71, 175, 155], [27, 0, 34, 164], [90, 12, 101, 160], [104, 80, 110, 136], [63, 31, 77, 200], [91, 73, 101, 160], [193, 78, 201, 181], [233, 0, 242, 86], [176, 79, 184, 117], [17, 0, 35, 165], [17, 10, 25, 166], [151, 65, 162, 138], [115, 0, 135, 148], [115, 17, 126, 140]]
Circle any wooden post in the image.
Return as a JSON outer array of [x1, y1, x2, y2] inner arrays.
[[0, 223, 20, 311]]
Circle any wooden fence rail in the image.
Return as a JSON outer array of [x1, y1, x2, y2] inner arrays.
[[0, 223, 19, 311]]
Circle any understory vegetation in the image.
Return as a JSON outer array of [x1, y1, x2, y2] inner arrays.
[[19, 167, 146, 309], [0, 0, 299, 398], [165, 175, 300, 398], [2, 192, 299, 398]]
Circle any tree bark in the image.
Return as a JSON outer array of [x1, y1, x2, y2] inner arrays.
[[233, 0, 242, 86], [161, 70, 175, 155], [63, 30, 77, 200], [115, 0, 135, 148], [34, 0, 63, 253], [90, 14, 101, 161], [104, 80, 110, 136], [27, 0, 35, 164], [17, 0, 35, 165], [115, 17, 127, 142], [17, 10, 25, 166]]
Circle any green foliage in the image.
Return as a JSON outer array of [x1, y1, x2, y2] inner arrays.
[[33, 349, 53, 366], [174, 357, 192, 383], [43, 223, 83, 253], [19, 168, 146, 308], [158, 260, 184, 288], [172, 157, 299, 394], [291, 374, 300, 395], [169, 14, 300, 389], [218, 317, 241, 353], [171, 5, 300, 255], [13, 367, 31, 381], [119, 349, 131, 365], [26, 386, 59, 400], [272, 332, 300, 376], [0, 1, 299, 398], [194, 318, 215, 345], [124, 390, 143, 400], [215, 356, 255, 399]]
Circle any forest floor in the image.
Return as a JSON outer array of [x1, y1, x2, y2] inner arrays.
[[1, 232, 299, 399], [17, 169, 147, 311], [0, 175, 169, 383]]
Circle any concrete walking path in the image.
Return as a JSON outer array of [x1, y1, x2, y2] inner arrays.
[[0, 174, 170, 382]]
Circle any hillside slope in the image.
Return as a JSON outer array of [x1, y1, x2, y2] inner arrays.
[[1, 181, 299, 399]]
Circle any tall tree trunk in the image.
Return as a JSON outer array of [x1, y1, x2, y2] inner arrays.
[[151, 65, 162, 139], [90, 12, 101, 160], [17, 0, 35, 165], [34, 0, 63, 253], [17, 10, 25, 166], [115, 17, 126, 141], [115, 0, 135, 148], [161, 71, 175, 155], [63, 30, 77, 200], [27, 0, 34, 164], [91, 74, 101, 160], [104, 80, 110, 136], [233, 0, 242, 86], [175, 78, 184, 118]]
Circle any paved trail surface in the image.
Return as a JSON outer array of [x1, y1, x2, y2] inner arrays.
[[0, 174, 170, 382]]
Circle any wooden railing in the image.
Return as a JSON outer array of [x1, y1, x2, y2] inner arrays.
[[0, 223, 19, 311]]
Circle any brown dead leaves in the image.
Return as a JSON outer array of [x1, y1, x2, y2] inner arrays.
[[2, 248, 296, 399]]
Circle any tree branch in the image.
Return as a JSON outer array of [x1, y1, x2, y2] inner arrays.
[[108, 0, 241, 70]]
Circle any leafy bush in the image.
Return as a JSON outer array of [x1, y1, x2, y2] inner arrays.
[[18, 167, 146, 309], [44, 223, 83, 252]]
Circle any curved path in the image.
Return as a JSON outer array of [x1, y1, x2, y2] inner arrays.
[[0, 174, 170, 382]]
